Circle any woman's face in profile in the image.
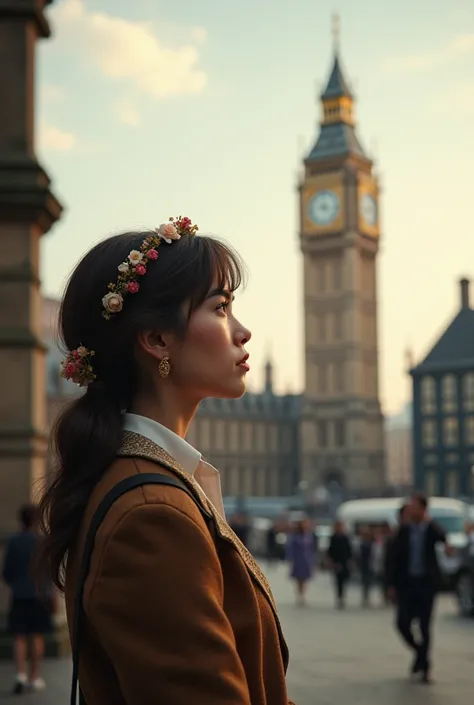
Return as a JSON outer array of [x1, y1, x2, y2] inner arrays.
[[169, 281, 252, 403]]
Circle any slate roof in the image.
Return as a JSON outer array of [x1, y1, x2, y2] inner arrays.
[[321, 54, 353, 100], [306, 122, 367, 162], [198, 391, 302, 419], [412, 307, 474, 375]]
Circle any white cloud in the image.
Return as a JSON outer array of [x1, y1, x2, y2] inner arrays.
[[51, 0, 208, 100], [39, 124, 77, 151], [115, 101, 141, 127], [382, 33, 474, 73]]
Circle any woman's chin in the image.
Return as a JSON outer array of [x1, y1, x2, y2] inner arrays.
[[212, 378, 248, 400]]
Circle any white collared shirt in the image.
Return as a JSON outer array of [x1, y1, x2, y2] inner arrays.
[[122, 413, 225, 519]]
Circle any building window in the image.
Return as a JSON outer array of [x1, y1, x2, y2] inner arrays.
[[318, 421, 328, 448], [422, 420, 437, 448], [256, 424, 266, 452], [443, 417, 458, 447], [335, 363, 344, 393], [243, 423, 253, 451], [463, 373, 474, 412], [335, 420, 345, 447], [445, 471, 459, 498], [199, 419, 211, 451], [465, 416, 474, 446], [214, 420, 226, 451], [319, 364, 327, 394], [334, 312, 343, 340], [318, 314, 326, 342], [318, 262, 326, 291], [269, 425, 278, 452], [229, 422, 239, 451], [420, 376, 436, 415], [425, 471, 438, 495], [442, 374, 457, 413], [334, 259, 342, 289]]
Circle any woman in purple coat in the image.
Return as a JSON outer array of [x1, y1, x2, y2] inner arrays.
[[286, 519, 316, 606]]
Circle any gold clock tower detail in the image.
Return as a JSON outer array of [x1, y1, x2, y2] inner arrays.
[[299, 20, 385, 493]]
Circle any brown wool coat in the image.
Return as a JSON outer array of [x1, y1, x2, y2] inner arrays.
[[65, 431, 295, 705]]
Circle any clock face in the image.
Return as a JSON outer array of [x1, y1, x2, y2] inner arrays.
[[360, 194, 377, 227], [308, 190, 339, 226]]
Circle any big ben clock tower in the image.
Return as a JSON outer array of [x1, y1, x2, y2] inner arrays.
[[299, 19, 385, 493]]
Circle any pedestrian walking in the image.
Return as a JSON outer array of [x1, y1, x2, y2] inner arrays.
[[327, 520, 353, 609], [2, 503, 54, 694], [387, 493, 450, 683], [286, 519, 316, 606]]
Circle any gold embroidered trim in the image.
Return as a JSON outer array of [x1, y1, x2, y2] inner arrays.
[[118, 431, 288, 660]]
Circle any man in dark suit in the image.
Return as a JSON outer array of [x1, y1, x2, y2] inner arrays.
[[387, 493, 447, 683], [383, 503, 409, 602]]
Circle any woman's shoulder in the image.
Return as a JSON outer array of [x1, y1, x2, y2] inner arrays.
[[84, 456, 210, 545]]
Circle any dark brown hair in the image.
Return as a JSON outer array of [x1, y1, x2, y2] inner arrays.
[[38, 231, 244, 590]]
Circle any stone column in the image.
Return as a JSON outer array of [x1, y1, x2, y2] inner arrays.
[[0, 0, 62, 610]]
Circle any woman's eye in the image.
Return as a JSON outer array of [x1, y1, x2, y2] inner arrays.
[[216, 301, 229, 312]]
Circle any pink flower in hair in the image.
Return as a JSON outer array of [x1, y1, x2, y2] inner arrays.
[[146, 249, 159, 260], [65, 362, 77, 376], [127, 281, 140, 294], [135, 264, 147, 276]]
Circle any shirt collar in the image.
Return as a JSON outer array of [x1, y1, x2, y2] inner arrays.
[[122, 413, 201, 477]]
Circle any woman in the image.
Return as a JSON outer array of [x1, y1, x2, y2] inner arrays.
[[38, 218, 295, 704], [286, 519, 316, 606]]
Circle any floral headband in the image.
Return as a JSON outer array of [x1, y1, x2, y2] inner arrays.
[[102, 216, 198, 320], [60, 216, 198, 387]]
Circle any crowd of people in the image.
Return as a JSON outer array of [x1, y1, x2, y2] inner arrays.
[[283, 492, 454, 683]]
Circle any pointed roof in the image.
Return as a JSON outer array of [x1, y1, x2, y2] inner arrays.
[[306, 121, 366, 161], [412, 280, 474, 375], [321, 54, 353, 100]]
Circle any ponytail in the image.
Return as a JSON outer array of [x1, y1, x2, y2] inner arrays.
[[38, 386, 122, 591]]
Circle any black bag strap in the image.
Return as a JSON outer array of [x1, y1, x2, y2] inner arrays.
[[70, 472, 213, 705]]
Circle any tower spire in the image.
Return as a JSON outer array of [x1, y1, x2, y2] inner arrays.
[[331, 12, 340, 54], [306, 14, 369, 163]]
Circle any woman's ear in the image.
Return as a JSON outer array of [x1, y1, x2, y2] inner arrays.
[[136, 329, 175, 363]]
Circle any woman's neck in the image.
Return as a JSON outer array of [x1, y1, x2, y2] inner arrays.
[[130, 393, 198, 439]]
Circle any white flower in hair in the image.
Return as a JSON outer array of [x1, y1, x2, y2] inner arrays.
[[118, 262, 129, 273], [102, 291, 124, 314], [156, 223, 180, 244], [128, 250, 144, 265]]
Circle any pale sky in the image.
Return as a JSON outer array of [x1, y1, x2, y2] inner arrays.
[[38, 0, 474, 415]]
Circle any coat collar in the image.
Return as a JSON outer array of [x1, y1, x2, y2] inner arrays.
[[118, 430, 289, 666]]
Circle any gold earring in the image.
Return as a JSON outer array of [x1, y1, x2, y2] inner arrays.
[[159, 356, 171, 378]]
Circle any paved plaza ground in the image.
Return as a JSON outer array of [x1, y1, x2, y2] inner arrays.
[[1, 563, 473, 704]]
